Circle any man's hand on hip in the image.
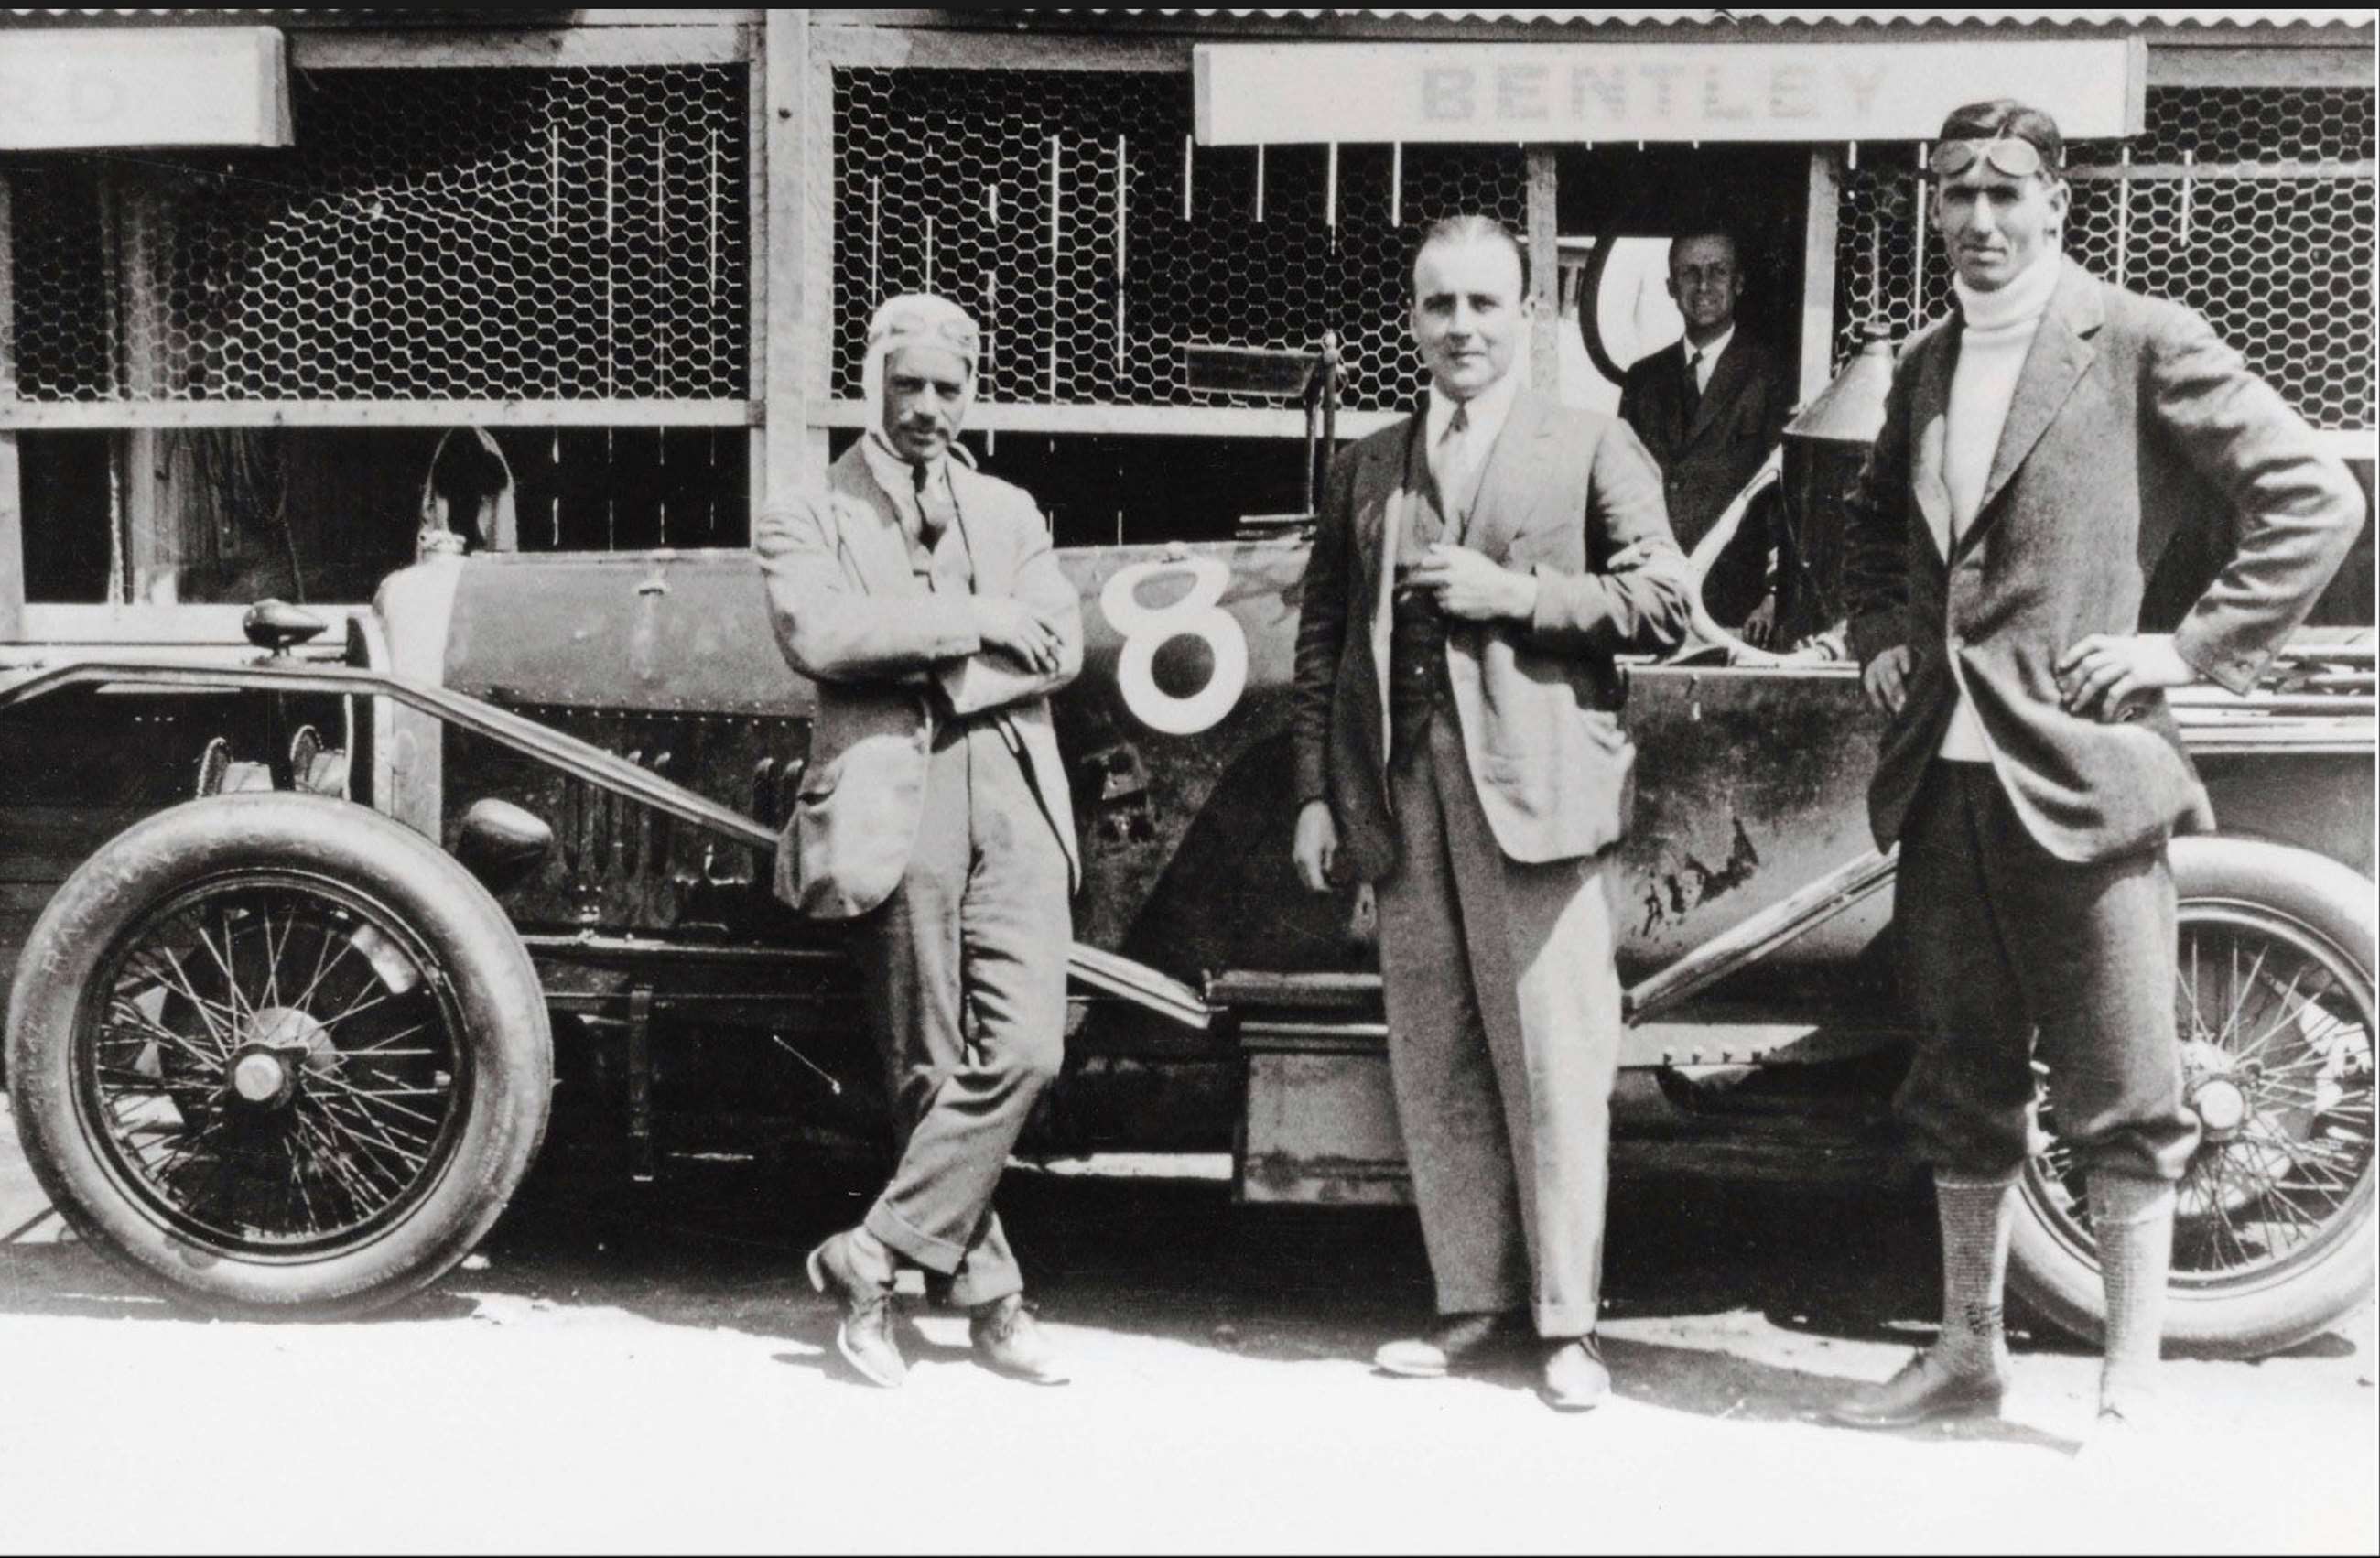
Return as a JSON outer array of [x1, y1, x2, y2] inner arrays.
[[1862, 644, 1913, 717], [1409, 543, 1539, 623], [2057, 633, 2198, 721], [1293, 800, 1339, 893]]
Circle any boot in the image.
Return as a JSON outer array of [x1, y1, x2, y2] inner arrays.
[[970, 1293, 1071, 1386], [806, 1226, 906, 1389], [1828, 1171, 2017, 1429]]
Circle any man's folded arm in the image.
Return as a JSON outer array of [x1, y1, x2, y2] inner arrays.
[[1524, 420, 1694, 656], [754, 492, 981, 682], [939, 500, 1086, 715]]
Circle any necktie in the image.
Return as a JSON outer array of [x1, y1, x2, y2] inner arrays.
[[1682, 348, 1705, 422], [1438, 402, 1480, 525], [910, 460, 952, 547], [908, 460, 971, 593]]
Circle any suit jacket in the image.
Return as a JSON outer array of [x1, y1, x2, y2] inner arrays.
[[753, 443, 1082, 919], [1618, 332, 1795, 555], [1843, 261, 2364, 864], [1291, 389, 1693, 882]]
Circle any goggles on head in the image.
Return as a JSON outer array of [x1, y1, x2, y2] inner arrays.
[[1930, 135, 2054, 181], [868, 308, 981, 360]]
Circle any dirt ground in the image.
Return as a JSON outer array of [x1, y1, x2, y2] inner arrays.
[[1, 1106, 2373, 1556]]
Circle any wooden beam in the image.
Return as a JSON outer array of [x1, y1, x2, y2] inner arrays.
[[1800, 147, 1841, 398], [763, 10, 827, 503], [817, 398, 1406, 440], [2147, 43, 2377, 89], [813, 24, 1193, 72], [0, 401, 760, 431], [1526, 146, 1559, 394], [2066, 160, 2377, 182], [0, 433, 20, 640], [802, 38, 836, 475], [0, 174, 18, 638], [290, 26, 754, 70]]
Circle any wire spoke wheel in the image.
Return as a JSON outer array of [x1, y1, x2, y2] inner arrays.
[[2014, 848, 2377, 1357], [81, 872, 471, 1259], [9, 794, 550, 1315]]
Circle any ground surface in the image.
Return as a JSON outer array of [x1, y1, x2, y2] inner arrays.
[[2, 1108, 2373, 1556]]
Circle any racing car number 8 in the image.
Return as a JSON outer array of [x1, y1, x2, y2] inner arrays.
[[1100, 557, 1249, 736]]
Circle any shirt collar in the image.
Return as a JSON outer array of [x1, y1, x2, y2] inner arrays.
[[1954, 249, 2064, 332], [860, 428, 948, 515], [1682, 325, 1735, 368], [1425, 367, 1523, 449]]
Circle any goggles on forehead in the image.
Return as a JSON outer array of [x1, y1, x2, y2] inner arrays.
[[1930, 135, 2055, 180], [868, 309, 981, 356]]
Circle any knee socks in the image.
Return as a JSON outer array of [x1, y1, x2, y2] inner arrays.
[[2088, 1171, 2176, 1411], [1932, 1171, 2018, 1378]]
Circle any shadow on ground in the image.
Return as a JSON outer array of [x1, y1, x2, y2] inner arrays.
[[0, 1155, 2354, 1444]]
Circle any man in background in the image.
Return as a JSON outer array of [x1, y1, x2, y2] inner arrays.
[[1619, 228, 1793, 642]]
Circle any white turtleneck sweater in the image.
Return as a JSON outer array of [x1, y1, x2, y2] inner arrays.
[[1936, 249, 2063, 763]]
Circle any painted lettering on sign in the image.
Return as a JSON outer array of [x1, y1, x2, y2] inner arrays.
[[1195, 41, 2143, 146]]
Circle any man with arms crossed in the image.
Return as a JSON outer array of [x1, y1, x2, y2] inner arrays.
[[1829, 101, 2360, 1438], [1291, 216, 1693, 1412], [754, 293, 1080, 1390]]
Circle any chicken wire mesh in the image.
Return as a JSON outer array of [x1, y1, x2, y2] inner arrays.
[[3, 64, 750, 404], [831, 67, 1526, 414], [1833, 86, 2375, 430]]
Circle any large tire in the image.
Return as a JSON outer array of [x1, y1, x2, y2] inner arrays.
[[6, 793, 552, 1316], [2009, 836, 2376, 1358]]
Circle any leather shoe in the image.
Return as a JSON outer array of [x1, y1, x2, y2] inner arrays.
[[1824, 1351, 2007, 1430], [1373, 1311, 1528, 1379], [806, 1229, 906, 1389], [971, 1293, 1070, 1386], [1540, 1335, 1611, 1412]]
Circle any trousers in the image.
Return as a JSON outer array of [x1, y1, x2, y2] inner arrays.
[[1375, 708, 1626, 1338], [853, 713, 1071, 1308], [1895, 761, 2200, 1184]]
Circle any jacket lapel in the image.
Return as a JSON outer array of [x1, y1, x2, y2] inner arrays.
[[1356, 418, 1417, 737], [1682, 339, 1748, 449], [1908, 331, 1956, 568], [828, 450, 928, 600], [1461, 392, 1552, 560], [1959, 263, 2103, 557]]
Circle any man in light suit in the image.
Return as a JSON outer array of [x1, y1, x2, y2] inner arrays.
[[1828, 102, 2362, 1438], [753, 293, 1081, 1390], [1290, 216, 1694, 1412], [1618, 229, 1795, 641]]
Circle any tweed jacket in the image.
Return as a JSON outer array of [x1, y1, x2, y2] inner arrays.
[[753, 443, 1082, 918], [1291, 389, 1693, 881], [1843, 260, 2364, 863]]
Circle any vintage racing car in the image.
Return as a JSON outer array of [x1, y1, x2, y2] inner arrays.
[[2, 364, 2371, 1358]]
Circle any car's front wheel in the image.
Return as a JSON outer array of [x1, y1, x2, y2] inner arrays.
[[2010, 836, 2375, 1358], [6, 793, 552, 1316]]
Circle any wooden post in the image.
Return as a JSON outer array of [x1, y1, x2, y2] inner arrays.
[[1525, 146, 1559, 393], [0, 175, 20, 638], [760, 9, 825, 514], [1801, 147, 1842, 397]]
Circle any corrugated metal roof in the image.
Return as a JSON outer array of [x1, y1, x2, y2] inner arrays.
[[1057, 8, 2374, 28]]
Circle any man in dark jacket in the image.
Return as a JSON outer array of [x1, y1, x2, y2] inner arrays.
[[1618, 229, 1793, 640], [1828, 101, 2362, 1441]]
